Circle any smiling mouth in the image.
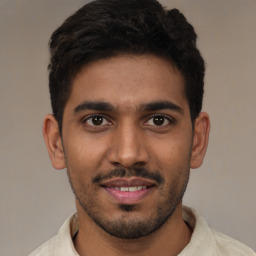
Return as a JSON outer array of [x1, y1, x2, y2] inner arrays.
[[109, 186, 147, 192], [101, 178, 156, 204]]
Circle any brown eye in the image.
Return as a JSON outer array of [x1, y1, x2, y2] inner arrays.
[[85, 115, 110, 126], [152, 116, 165, 126], [91, 115, 103, 125], [145, 115, 172, 127]]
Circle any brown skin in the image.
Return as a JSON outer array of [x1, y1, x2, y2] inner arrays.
[[43, 55, 210, 256]]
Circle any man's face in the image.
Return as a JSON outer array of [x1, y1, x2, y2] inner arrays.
[[61, 55, 194, 238]]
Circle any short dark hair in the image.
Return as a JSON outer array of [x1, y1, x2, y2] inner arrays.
[[49, 0, 205, 133]]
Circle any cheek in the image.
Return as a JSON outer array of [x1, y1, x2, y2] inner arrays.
[[63, 133, 109, 176], [148, 134, 192, 173]]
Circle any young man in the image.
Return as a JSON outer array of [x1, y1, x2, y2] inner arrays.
[[30, 0, 255, 255]]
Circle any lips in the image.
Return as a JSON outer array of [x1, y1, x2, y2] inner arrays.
[[101, 178, 155, 204]]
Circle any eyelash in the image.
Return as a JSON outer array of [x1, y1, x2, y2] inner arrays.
[[82, 115, 112, 126], [145, 114, 175, 127], [81, 114, 175, 128]]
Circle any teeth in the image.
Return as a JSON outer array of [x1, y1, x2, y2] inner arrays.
[[129, 187, 138, 192], [113, 186, 147, 191]]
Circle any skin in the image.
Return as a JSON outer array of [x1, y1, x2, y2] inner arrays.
[[43, 55, 210, 256]]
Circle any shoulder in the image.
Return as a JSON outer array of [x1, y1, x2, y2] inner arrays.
[[182, 206, 255, 256], [28, 235, 57, 256], [28, 212, 79, 256], [211, 229, 256, 256]]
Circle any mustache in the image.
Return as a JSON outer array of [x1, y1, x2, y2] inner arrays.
[[92, 167, 164, 185]]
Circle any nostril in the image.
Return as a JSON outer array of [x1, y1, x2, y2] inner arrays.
[[106, 135, 149, 168]]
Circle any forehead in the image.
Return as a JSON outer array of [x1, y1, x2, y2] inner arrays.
[[66, 55, 188, 112]]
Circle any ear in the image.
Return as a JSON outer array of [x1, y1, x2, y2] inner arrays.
[[190, 112, 210, 169], [43, 114, 66, 170]]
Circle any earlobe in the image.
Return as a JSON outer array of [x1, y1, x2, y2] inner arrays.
[[43, 114, 66, 170], [190, 112, 210, 169]]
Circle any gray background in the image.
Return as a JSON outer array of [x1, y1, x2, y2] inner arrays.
[[1, 0, 255, 255]]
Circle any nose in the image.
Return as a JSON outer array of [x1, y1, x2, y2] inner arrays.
[[107, 123, 149, 168]]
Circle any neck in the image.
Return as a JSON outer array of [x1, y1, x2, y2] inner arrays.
[[74, 203, 192, 256]]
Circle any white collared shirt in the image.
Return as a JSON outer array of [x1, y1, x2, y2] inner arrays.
[[29, 206, 256, 256]]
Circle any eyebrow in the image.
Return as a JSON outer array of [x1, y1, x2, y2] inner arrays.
[[141, 101, 183, 113], [74, 101, 114, 113], [73, 100, 183, 114]]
